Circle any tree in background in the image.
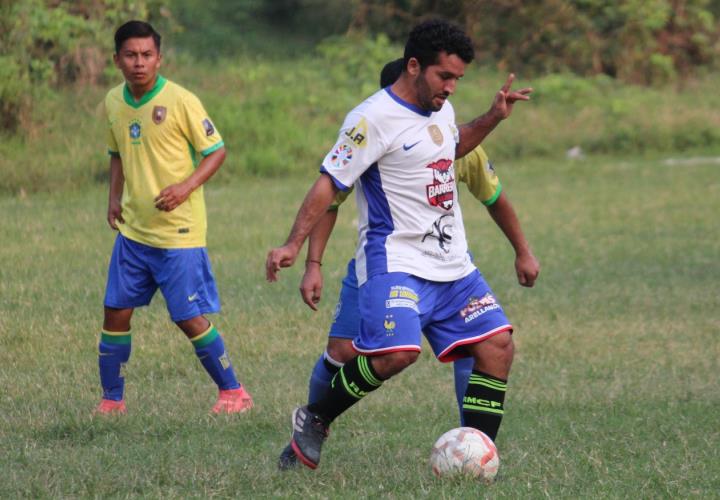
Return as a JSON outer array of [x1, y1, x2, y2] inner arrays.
[[344, 0, 720, 84], [0, 0, 173, 132]]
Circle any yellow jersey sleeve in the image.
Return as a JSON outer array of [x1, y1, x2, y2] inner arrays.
[[455, 146, 502, 206], [179, 92, 224, 157], [328, 185, 354, 211]]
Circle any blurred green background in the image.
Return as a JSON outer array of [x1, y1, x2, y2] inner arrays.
[[2, 0, 720, 195]]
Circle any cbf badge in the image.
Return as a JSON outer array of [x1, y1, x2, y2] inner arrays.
[[428, 124, 443, 146], [129, 119, 142, 144], [152, 106, 166, 125]]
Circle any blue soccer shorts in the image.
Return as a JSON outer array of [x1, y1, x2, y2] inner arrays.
[[104, 233, 220, 322], [353, 270, 512, 362], [328, 259, 361, 339]]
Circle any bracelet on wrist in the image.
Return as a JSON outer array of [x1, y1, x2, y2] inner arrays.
[[305, 259, 322, 266]]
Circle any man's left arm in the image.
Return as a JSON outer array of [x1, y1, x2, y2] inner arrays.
[[486, 191, 540, 287], [456, 74, 532, 159], [154, 147, 226, 211]]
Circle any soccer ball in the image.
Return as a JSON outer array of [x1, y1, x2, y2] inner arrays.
[[430, 427, 499, 481]]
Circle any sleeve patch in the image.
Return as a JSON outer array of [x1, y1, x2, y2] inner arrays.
[[330, 144, 354, 168], [202, 118, 215, 137]]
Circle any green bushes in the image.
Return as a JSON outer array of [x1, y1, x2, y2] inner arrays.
[[3, 35, 720, 196]]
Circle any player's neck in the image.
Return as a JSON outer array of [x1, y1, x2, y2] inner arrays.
[[127, 74, 159, 101], [390, 77, 423, 109]]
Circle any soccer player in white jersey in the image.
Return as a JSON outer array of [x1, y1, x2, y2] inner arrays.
[[277, 58, 539, 470], [266, 20, 536, 469]]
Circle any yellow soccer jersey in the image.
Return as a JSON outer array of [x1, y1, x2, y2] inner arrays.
[[454, 145, 502, 206], [327, 145, 501, 210], [105, 75, 224, 248]]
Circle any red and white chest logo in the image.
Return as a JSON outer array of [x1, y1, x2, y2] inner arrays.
[[426, 159, 455, 210]]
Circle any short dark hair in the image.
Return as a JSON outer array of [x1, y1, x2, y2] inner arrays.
[[380, 58, 404, 88], [403, 19, 474, 70], [114, 20, 161, 53]]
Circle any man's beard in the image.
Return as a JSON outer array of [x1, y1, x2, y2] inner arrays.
[[415, 72, 449, 112], [414, 72, 439, 111]]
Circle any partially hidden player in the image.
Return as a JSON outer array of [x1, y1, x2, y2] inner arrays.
[[96, 21, 252, 415]]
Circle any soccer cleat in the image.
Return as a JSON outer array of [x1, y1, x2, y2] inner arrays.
[[277, 443, 299, 471], [94, 399, 127, 415], [211, 386, 254, 414], [290, 405, 329, 469]]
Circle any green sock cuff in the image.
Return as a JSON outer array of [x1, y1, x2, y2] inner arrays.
[[191, 325, 219, 348], [357, 355, 383, 387], [100, 330, 131, 345], [468, 372, 507, 392]]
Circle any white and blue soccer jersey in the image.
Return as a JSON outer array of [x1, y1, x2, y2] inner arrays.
[[321, 87, 476, 285]]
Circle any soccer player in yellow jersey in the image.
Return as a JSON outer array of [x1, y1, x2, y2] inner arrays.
[[96, 21, 252, 415]]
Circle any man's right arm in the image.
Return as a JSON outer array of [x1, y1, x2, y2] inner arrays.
[[107, 155, 124, 230], [265, 173, 339, 281]]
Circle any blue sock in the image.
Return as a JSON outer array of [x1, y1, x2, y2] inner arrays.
[[191, 325, 240, 391], [99, 330, 131, 401], [308, 351, 342, 404], [453, 357, 474, 425]]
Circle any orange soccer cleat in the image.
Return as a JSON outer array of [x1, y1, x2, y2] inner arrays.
[[211, 386, 254, 414], [94, 399, 127, 415]]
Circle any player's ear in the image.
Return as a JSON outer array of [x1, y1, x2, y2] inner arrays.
[[113, 52, 120, 68], [407, 58, 421, 77]]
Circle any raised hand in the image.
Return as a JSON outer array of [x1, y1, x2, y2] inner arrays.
[[489, 74, 533, 121]]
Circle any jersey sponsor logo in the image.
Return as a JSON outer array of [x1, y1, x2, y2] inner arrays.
[[389, 285, 419, 302], [426, 158, 455, 210], [422, 214, 454, 254], [460, 293, 500, 323], [428, 124, 443, 146], [330, 143, 353, 168], [385, 298, 419, 312], [202, 118, 215, 136], [129, 119, 142, 144], [344, 118, 368, 148], [403, 140, 421, 151], [152, 106, 166, 124]]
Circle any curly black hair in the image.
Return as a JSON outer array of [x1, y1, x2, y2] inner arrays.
[[403, 19, 474, 70]]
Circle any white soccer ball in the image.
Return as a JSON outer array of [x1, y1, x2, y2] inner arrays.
[[430, 427, 499, 481]]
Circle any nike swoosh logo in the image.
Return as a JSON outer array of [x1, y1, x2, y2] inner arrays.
[[188, 293, 199, 302], [403, 141, 421, 151]]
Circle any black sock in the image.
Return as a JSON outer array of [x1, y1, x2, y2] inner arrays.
[[308, 355, 383, 423], [462, 370, 507, 441]]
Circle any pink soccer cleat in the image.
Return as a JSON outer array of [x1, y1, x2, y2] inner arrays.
[[211, 386, 253, 414], [94, 399, 127, 415]]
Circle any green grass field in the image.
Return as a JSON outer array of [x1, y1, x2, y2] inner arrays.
[[1, 155, 718, 498]]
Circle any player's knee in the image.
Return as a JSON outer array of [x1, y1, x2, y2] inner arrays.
[[103, 307, 133, 332], [488, 332, 514, 364], [326, 338, 356, 364], [371, 350, 420, 378]]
